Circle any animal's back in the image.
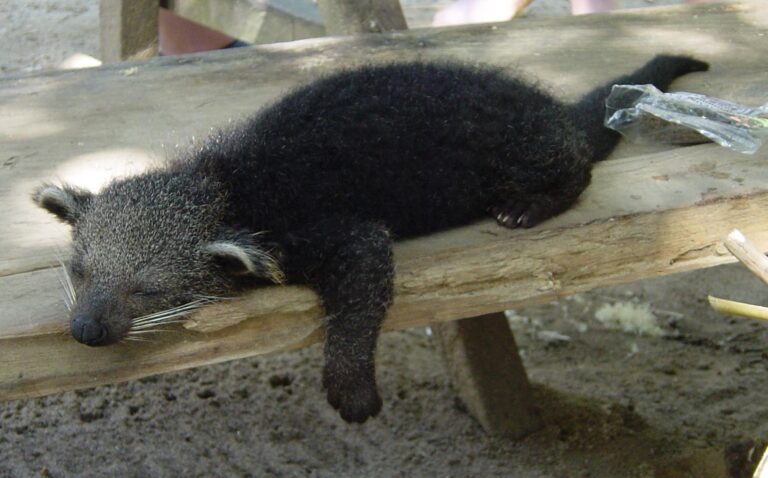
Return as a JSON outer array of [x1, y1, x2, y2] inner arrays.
[[193, 62, 586, 237]]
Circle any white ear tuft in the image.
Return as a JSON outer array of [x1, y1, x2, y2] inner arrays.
[[205, 240, 285, 283], [206, 241, 258, 274]]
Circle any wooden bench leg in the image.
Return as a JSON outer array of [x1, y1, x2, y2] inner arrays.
[[99, 0, 159, 63], [318, 0, 408, 35], [435, 312, 541, 438]]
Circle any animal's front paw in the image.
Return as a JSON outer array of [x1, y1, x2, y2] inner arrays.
[[323, 366, 382, 423], [491, 200, 550, 229]]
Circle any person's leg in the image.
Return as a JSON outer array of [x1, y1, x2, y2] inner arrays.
[[158, 8, 240, 55], [572, 0, 711, 16], [432, 0, 530, 26], [570, 0, 615, 15]]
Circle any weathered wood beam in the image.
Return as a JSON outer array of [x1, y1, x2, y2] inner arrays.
[[2, 1, 764, 280], [135, 144, 768, 334], [318, 0, 408, 35], [3, 143, 768, 400], [99, 0, 159, 62], [1, 1, 762, 277]]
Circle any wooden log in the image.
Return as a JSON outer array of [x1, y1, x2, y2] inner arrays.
[[435, 313, 541, 438], [99, 0, 159, 62], [1, 1, 767, 400], [144, 144, 768, 334], [3, 146, 768, 400], [318, 0, 408, 34], [1, 1, 764, 279]]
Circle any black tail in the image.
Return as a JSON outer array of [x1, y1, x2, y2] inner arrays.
[[572, 55, 709, 162]]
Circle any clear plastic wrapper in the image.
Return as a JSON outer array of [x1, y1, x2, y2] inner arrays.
[[604, 84, 768, 154]]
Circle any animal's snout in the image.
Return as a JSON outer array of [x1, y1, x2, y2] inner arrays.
[[71, 315, 109, 346]]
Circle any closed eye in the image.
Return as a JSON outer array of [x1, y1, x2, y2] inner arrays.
[[133, 289, 162, 298]]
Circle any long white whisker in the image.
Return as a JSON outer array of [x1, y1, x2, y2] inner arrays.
[[131, 298, 213, 322], [57, 275, 73, 310], [133, 315, 194, 328], [132, 307, 202, 326], [131, 304, 204, 325], [132, 307, 187, 323], [126, 328, 177, 335], [55, 256, 77, 309], [129, 297, 219, 336], [123, 336, 152, 343], [193, 294, 233, 301], [130, 320, 189, 330]]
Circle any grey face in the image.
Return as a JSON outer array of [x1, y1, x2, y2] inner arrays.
[[34, 175, 283, 346], [63, 236, 210, 346]]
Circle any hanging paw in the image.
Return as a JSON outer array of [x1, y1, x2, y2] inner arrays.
[[323, 363, 382, 423]]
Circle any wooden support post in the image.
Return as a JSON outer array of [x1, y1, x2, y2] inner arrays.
[[99, 0, 159, 63], [436, 312, 541, 438], [317, 0, 408, 35]]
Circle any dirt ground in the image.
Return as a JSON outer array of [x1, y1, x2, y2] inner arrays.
[[1, 1, 766, 477]]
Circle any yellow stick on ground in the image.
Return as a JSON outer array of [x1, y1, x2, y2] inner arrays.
[[708, 296, 768, 322]]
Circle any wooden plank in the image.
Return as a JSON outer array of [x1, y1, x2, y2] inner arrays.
[[5, 141, 763, 339], [99, 0, 159, 62], [435, 313, 541, 438], [0, 268, 69, 339], [186, 143, 768, 332], [2, 183, 767, 400], [1, 1, 765, 279], [318, 0, 408, 34]]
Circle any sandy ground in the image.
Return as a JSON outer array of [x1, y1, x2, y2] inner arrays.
[[1, 1, 766, 477]]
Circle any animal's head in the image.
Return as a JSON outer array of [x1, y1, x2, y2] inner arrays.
[[33, 172, 283, 346]]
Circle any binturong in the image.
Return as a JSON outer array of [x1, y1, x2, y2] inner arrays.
[[34, 55, 708, 423]]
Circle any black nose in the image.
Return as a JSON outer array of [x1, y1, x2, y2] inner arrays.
[[71, 315, 109, 346]]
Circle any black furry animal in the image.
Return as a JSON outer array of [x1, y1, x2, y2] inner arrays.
[[34, 55, 708, 423]]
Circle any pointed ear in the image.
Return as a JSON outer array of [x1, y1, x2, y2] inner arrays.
[[204, 238, 285, 284], [32, 184, 93, 225]]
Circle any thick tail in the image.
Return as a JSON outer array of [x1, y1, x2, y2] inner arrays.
[[572, 55, 709, 162]]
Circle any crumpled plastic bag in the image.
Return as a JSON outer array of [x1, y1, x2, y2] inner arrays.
[[604, 84, 768, 154]]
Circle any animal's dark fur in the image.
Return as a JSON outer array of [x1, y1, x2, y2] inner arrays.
[[34, 55, 708, 423]]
